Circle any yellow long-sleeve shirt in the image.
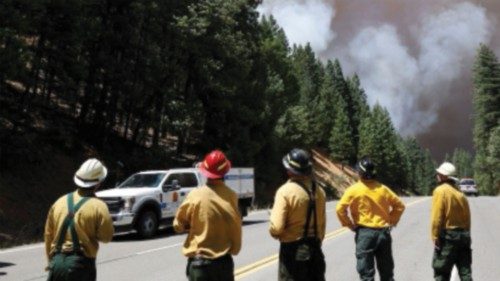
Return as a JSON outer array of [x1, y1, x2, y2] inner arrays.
[[430, 182, 471, 241], [336, 179, 405, 229], [269, 179, 326, 243], [173, 182, 242, 258], [44, 190, 114, 260]]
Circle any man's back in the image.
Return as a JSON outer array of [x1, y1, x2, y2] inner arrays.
[[431, 183, 471, 240], [269, 179, 326, 242], [174, 182, 242, 258], [44, 191, 114, 259], [336, 179, 405, 228]]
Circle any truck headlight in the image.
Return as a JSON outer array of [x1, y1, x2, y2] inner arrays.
[[123, 197, 136, 212]]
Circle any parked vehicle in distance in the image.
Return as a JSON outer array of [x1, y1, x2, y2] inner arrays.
[[96, 167, 254, 238], [459, 178, 478, 196]]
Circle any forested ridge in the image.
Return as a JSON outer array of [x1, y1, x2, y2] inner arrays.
[[0, 0, 498, 245]]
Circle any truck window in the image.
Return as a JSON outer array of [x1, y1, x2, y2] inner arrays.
[[119, 173, 166, 188], [459, 179, 475, 185], [164, 173, 198, 188]]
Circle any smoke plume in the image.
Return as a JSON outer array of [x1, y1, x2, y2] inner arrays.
[[257, 0, 336, 53], [258, 0, 500, 158]]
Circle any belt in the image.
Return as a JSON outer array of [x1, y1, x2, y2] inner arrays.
[[188, 253, 231, 262], [356, 226, 391, 231], [281, 237, 320, 245], [444, 228, 468, 232], [53, 249, 87, 257]]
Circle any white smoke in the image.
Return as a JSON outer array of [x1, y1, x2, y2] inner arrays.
[[417, 2, 492, 94], [258, 1, 494, 136], [345, 25, 427, 133], [257, 0, 336, 53]]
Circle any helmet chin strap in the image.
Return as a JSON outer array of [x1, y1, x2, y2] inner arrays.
[[287, 171, 310, 179]]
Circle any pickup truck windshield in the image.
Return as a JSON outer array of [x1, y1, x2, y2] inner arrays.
[[119, 173, 166, 188], [460, 179, 475, 185]]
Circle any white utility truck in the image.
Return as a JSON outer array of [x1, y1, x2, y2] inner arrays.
[[96, 167, 254, 238]]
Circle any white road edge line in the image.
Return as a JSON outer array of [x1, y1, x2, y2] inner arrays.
[[0, 244, 44, 255], [136, 242, 183, 255], [451, 266, 459, 281]]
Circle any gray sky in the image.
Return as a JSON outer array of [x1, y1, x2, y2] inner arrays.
[[258, 0, 500, 159]]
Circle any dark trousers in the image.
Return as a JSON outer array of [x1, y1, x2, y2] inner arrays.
[[355, 227, 394, 281], [278, 238, 326, 281], [186, 254, 234, 281], [47, 253, 96, 281], [433, 229, 472, 281]]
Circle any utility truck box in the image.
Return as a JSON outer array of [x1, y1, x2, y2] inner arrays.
[[96, 167, 254, 238]]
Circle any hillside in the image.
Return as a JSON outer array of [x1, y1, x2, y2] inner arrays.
[[0, 96, 359, 248], [0, 96, 196, 247]]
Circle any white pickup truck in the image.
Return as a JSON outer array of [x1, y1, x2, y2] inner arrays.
[[96, 167, 254, 238]]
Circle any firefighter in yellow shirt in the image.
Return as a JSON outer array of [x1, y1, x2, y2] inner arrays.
[[174, 150, 242, 281], [44, 158, 114, 281], [269, 148, 327, 281], [431, 162, 472, 281], [336, 156, 405, 281]]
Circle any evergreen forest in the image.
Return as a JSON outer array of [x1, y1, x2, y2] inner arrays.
[[1, 0, 499, 230]]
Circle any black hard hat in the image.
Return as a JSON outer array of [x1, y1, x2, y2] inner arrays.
[[282, 148, 312, 176], [356, 156, 376, 179]]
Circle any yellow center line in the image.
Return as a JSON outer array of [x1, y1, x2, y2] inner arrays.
[[234, 197, 429, 280]]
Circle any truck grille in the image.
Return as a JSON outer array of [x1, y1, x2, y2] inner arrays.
[[99, 197, 124, 214]]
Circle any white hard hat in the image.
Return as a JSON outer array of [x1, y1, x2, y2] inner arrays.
[[436, 162, 456, 177], [74, 158, 108, 188]]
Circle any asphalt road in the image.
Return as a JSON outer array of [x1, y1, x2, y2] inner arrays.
[[1, 197, 499, 281]]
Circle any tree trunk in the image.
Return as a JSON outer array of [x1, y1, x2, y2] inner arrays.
[[152, 90, 166, 148]]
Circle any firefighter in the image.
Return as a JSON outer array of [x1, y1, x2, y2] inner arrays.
[[269, 148, 327, 281], [174, 150, 242, 281], [336, 156, 405, 281], [44, 158, 114, 281], [431, 162, 472, 281]]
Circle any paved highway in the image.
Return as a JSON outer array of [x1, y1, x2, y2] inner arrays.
[[1, 197, 499, 281]]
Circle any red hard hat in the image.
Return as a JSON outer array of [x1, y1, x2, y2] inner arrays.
[[199, 150, 231, 179]]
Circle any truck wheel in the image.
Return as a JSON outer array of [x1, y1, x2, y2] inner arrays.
[[136, 210, 158, 239], [238, 205, 247, 219]]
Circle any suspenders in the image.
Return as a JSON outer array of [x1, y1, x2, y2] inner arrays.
[[294, 181, 318, 239], [54, 193, 90, 254]]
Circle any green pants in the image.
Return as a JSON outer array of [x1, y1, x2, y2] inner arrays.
[[278, 238, 326, 281], [186, 254, 234, 281], [47, 253, 96, 281], [433, 229, 472, 281], [355, 227, 394, 281]]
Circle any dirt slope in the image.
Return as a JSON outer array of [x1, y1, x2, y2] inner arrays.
[[312, 149, 358, 198]]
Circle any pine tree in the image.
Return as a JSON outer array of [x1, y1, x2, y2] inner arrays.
[[451, 148, 474, 178], [314, 60, 338, 147], [472, 44, 500, 195], [347, 73, 370, 160], [421, 150, 437, 195], [275, 105, 314, 148], [291, 44, 323, 105], [256, 15, 300, 196], [485, 126, 500, 194], [281, 44, 324, 147], [329, 96, 355, 164], [358, 104, 404, 189], [400, 137, 436, 195]]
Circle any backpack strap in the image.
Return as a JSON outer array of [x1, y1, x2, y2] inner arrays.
[[294, 180, 318, 239], [55, 192, 91, 254]]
